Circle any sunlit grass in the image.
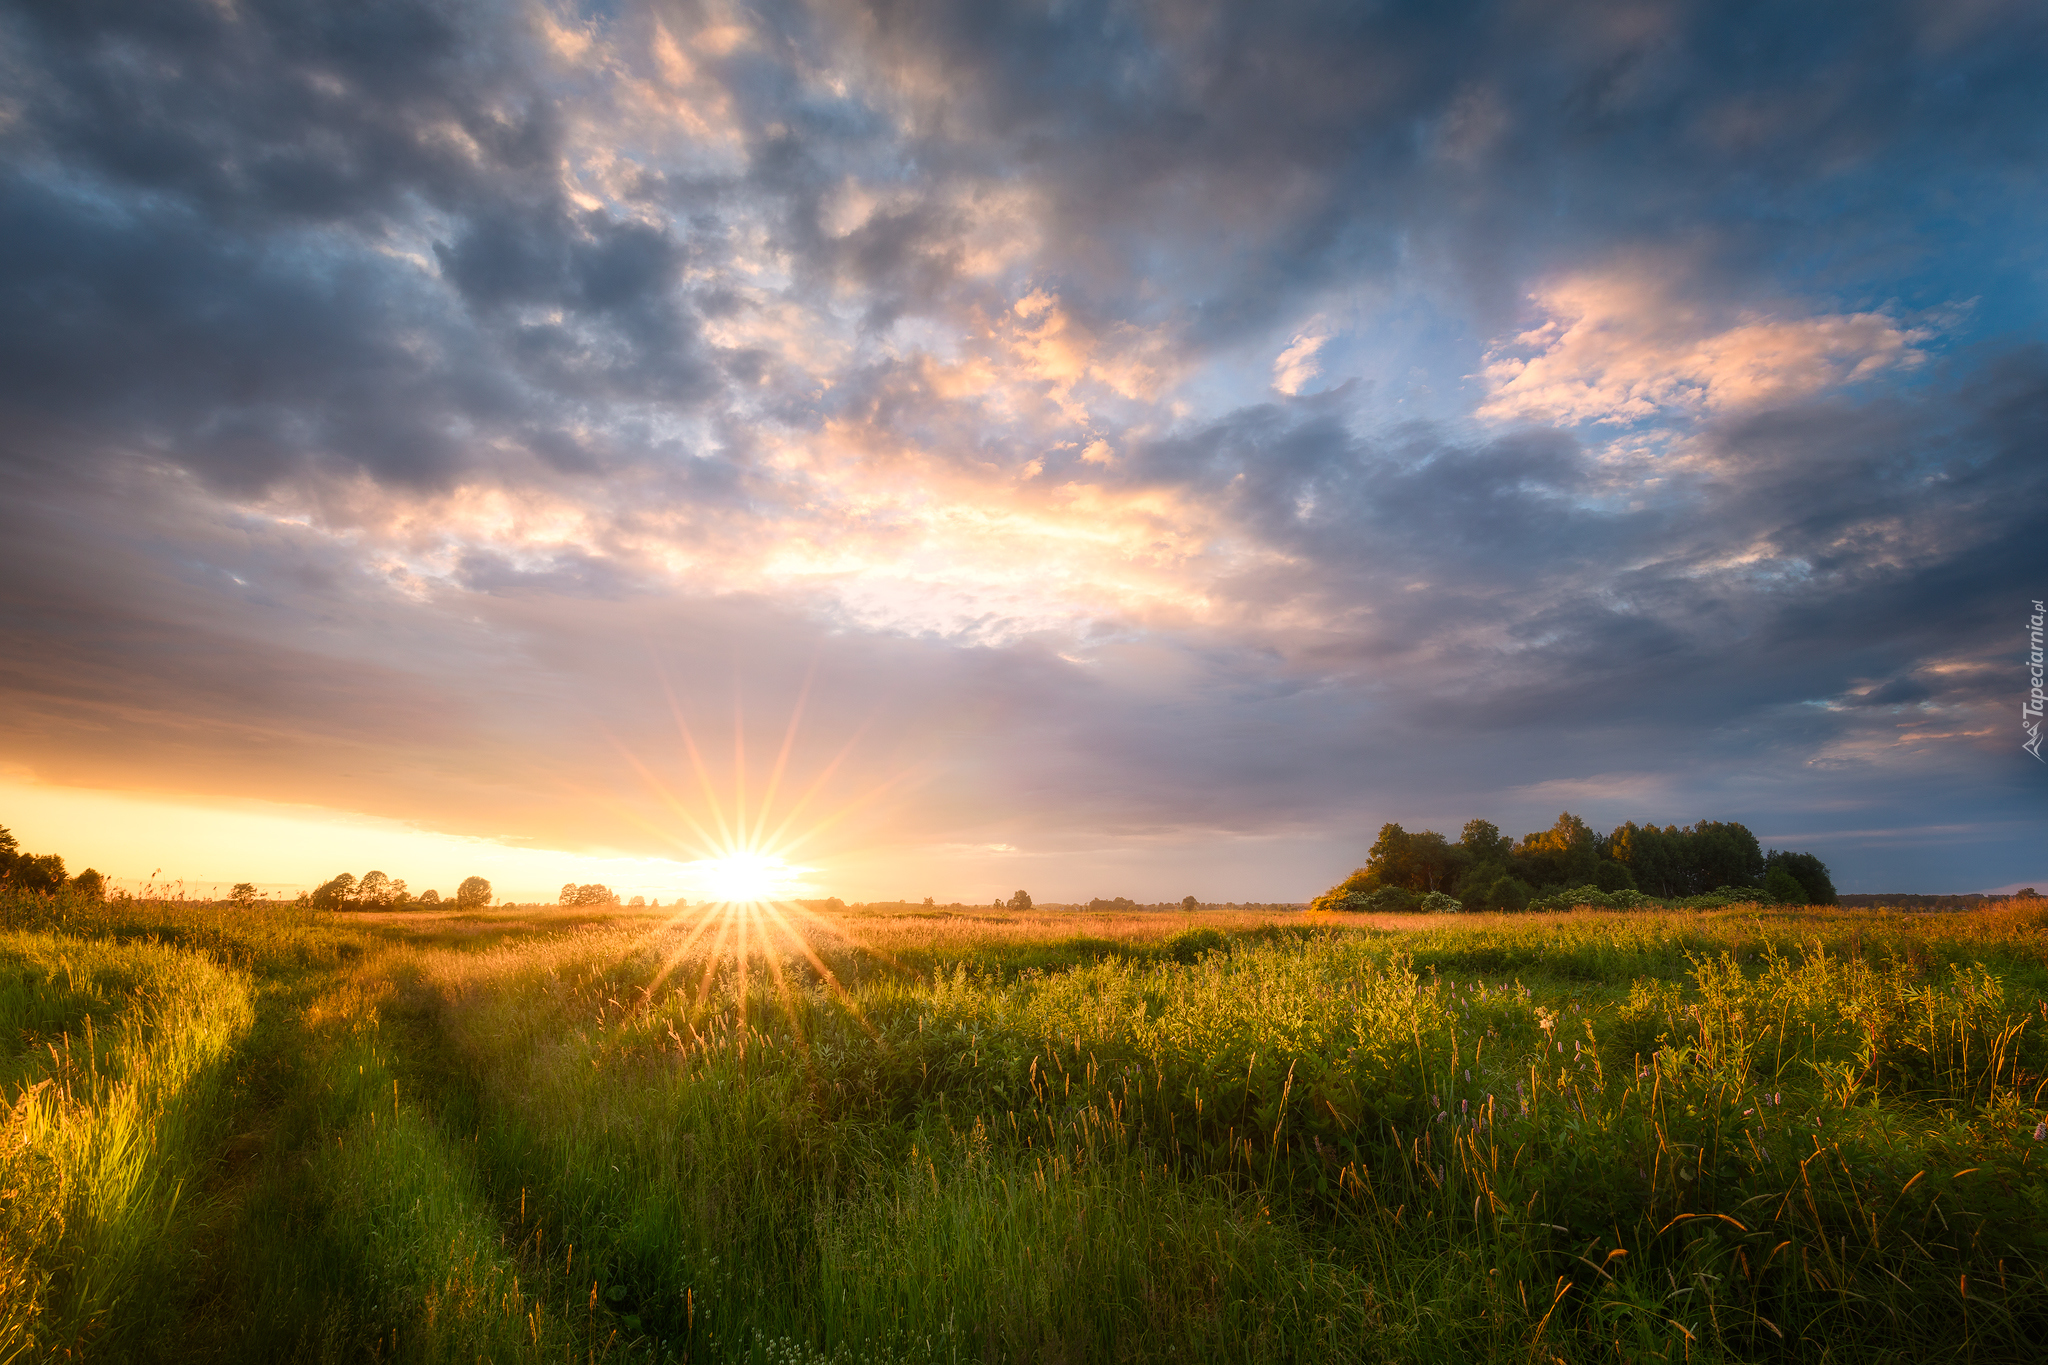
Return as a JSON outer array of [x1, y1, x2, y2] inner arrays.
[[2, 885, 2044, 1361]]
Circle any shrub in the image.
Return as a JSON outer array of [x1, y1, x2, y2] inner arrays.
[[1419, 890, 1462, 914]]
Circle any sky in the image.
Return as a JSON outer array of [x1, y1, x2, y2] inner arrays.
[[1, 0, 2045, 903]]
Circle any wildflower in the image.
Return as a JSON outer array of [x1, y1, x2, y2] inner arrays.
[[1465, 1069, 1471, 1083], [1462, 1098, 1469, 1116], [2035, 1120, 2047, 1142]]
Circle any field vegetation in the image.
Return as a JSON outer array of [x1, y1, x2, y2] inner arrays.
[[2, 881, 2045, 1362]]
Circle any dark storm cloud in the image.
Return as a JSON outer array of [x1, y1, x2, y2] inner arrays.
[[802, 0, 2048, 333], [2, 0, 556, 224], [0, 0, 728, 493]]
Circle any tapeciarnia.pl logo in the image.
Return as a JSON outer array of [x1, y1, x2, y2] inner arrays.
[[2027, 599, 2045, 762]]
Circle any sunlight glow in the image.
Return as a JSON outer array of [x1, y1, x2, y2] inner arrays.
[[692, 850, 805, 903]]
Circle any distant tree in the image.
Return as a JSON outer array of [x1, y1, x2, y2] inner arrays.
[[1458, 819, 1513, 864], [569, 884, 618, 906], [310, 873, 357, 910], [1515, 813, 1600, 888], [1182, 895, 1199, 912], [1362, 823, 1413, 890], [11, 853, 67, 895], [628, 895, 645, 907], [1689, 821, 1765, 891], [1764, 864, 1808, 905], [418, 889, 441, 904], [0, 825, 17, 882], [456, 876, 491, 909], [923, 897, 934, 907], [230, 882, 258, 907], [1008, 889, 1033, 911], [73, 868, 106, 901], [1592, 860, 1636, 893], [1764, 850, 1837, 905], [1407, 831, 1459, 892], [560, 883, 578, 905], [356, 871, 393, 907]]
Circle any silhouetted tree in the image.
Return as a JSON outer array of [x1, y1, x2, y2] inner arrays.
[[0, 826, 67, 894], [1008, 889, 1033, 911], [1182, 895, 1198, 912], [356, 871, 393, 907], [230, 882, 258, 906], [419, 889, 441, 904], [456, 876, 491, 909], [310, 873, 356, 910], [73, 868, 106, 900]]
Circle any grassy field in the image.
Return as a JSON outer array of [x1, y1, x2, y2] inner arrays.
[[2, 892, 2045, 1363]]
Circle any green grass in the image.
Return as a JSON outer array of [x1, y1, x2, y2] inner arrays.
[[1, 888, 2044, 1361]]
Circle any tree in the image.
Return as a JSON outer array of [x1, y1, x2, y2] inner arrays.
[[73, 868, 106, 901], [11, 853, 67, 894], [456, 876, 491, 909], [566, 884, 618, 906], [1764, 850, 1837, 905], [1182, 894, 1199, 912], [1459, 819, 1513, 864], [419, 889, 441, 904], [1362, 823, 1413, 890], [230, 882, 258, 907], [1592, 860, 1636, 893], [1407, 831, 1459, 892], [1515, 813, 1600, 888], [1008, 889, 1033, 911], [1763, 864, 1807, 905], [356, 871, 393, 907], [628, 895, 646, 907], [310, 873, 356, 910], [1688, 821, 1765, 891]]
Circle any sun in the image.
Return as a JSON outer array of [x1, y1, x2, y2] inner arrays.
[[695, 850, 800, 903]]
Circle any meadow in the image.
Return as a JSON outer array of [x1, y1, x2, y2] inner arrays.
[[2, 891, 2044, 1363]]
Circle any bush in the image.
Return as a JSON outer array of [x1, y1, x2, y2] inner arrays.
[[1530, 884, 1609, 911], [1419, 891, 1462, 914]]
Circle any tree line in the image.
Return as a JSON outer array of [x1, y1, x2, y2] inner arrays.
[[304, 871, 493, 910], [1310, 812, 1838, 913], [0, 826, 105, 899]]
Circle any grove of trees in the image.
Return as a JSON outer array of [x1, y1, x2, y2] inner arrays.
[[560, 883, 620, 906], [304, 871, 492, 911], [1311, 812, 1838, 913], [0, 825, 101, 898]]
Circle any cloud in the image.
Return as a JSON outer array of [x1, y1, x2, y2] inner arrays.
[[1476, 267, 1931, 426], [1, 0, 2046, 897], [1272, 320, 1329, 395]]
